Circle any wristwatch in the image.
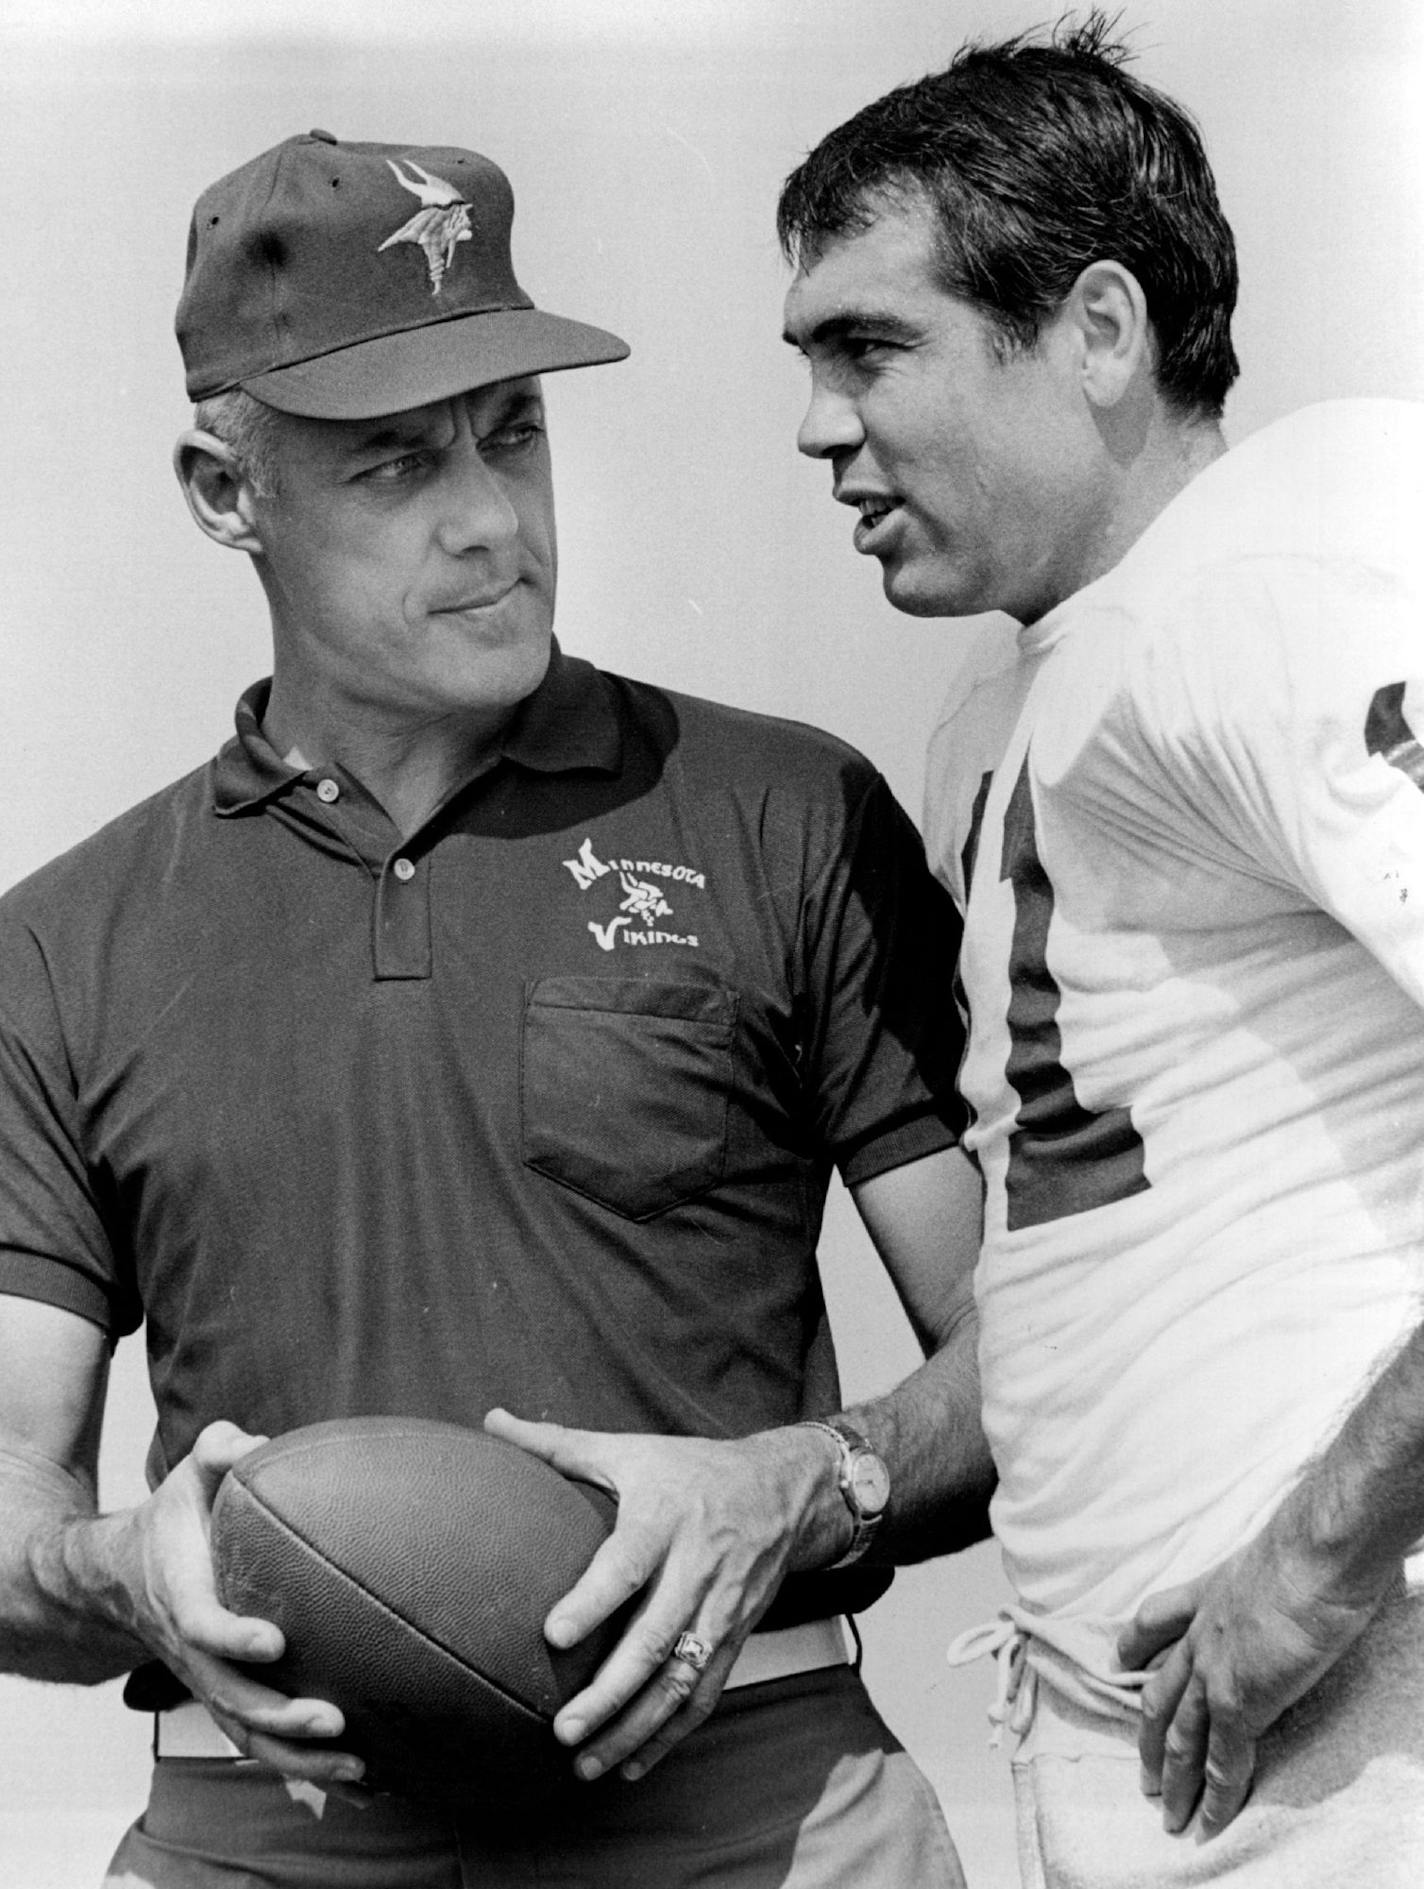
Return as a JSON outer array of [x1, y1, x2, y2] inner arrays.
[[800, 1417, 890, 1569]]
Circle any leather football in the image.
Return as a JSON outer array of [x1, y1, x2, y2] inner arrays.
[[210, 1416, 619, 1808]]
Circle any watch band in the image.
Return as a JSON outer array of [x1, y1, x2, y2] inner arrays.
[[799, 1417, 889, 1569]]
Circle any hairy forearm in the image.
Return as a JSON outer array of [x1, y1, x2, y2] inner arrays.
[[845, 1307, 994, 1564], [1270, 1317, 1424, 1596], [0, 1443, 146, 1683]]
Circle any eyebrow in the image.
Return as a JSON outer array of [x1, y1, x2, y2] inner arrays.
[[348, 421, 432, 455], [485, 387, 545, 421], [782, 311, 922, 353], [345, 388, 544, 458]]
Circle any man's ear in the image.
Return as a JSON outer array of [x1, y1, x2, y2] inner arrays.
[[1064, 261, 1153, 410], [173, 430, 265, 553]]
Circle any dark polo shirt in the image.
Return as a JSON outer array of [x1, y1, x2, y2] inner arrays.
[[0, 653, 964, 1599]]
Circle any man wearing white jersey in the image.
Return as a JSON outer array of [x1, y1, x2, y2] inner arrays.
[[780, 15, 1424, 1885]]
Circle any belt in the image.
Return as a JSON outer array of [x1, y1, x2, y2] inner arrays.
[[722, 1613, 850, 1691], [154, 1615, 852, 1760]]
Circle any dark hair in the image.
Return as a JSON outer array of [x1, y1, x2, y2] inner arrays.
[[777, 11, 1239, 418]]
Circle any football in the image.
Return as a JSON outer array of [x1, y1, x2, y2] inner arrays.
[[209, 1415, 621, 1807]]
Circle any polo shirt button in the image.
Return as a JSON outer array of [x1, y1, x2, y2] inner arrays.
[[316, 778, 340, 803], [393, 857, 416, 882]]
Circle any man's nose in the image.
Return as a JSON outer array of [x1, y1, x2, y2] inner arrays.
[[796, 379, 864, 461], [435, 448, 520, 556]]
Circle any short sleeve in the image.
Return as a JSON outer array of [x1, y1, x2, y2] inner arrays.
[[797, 770, 967, 1186], [0, 914, 133, 1335], [1128, 555, 1424, 1009]]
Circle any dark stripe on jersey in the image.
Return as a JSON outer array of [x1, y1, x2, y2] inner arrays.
[[961, 770, 993, 900], [1366, 681, 1424, 791]]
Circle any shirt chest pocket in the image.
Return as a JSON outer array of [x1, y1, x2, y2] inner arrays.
[[521, 977, 738, 1221]]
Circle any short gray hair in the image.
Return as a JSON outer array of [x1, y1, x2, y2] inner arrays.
[[192, 387, 284, 497]]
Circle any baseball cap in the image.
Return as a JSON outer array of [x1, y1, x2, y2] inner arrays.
[[176, 130, 630, 419]]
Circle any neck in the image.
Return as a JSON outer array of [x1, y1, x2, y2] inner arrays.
[[1085, 408, 1228, 595], [261, 685, 514, 837]]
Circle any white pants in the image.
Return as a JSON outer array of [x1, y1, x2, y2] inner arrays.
[[1010, 1586, 1424, 1887]]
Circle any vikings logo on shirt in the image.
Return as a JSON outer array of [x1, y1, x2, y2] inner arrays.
[[561, 837, 704, 952], [616, 873, 672, 927], [377, 160, 473, 295]]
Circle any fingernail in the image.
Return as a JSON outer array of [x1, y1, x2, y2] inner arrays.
[[575, 1754, 603, 1781], [621, 1760, 645, 1782], [559, 1717, 585, 1744], [1139, 1765, 1160, 1798], [333, 1762, 364, 1784], [546, 1617, 575, 1648]]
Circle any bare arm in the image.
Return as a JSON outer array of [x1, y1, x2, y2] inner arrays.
[[1118, 1316, 1424, 1840], [0, 1296, 143, 1681], [486, 1141, 991, 1779], [0, 1295, 362, 1786], [841, 1140, 993, 1564]]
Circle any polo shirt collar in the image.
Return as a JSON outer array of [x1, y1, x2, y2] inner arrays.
[[501, 645, 622, 775], [213, 682, 302, 815], [213, 646, 622, 817]]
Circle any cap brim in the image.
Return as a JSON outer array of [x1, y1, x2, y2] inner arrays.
[[240, 307, 629, 419]]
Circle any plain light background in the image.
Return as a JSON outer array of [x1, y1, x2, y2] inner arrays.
[[1, 1, 1421, 1883]]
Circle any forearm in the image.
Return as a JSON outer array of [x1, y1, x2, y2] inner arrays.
[[843, 1307, 993, 1563], [1265, 1317, 1424, 1598], [0, 1441, 147, 1683], [828, 1142, 993, 1564], [767, 1305, 992, 1577], [1121, 1320, 1424, 1839]]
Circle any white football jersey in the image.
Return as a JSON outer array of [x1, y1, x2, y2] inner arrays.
[[927, 401, 1424, 1620]]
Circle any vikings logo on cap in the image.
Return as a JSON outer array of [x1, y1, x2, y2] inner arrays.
[[177, 133, 630, 418], [377, 160, 473, 296]]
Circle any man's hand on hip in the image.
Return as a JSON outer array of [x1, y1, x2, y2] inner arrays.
[[1118, 1525, 1395, 1841]]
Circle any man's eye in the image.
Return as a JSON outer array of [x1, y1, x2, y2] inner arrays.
[[481, 422, 544, 454], [362, 452, 430, 483]]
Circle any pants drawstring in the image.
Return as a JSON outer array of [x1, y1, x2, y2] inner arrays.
[[946, 1605, 1150, 1748], [945, 1614, 1036, 1748]]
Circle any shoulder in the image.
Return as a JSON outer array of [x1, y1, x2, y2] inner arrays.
[[603, 669, 883, 802], [590, 671, 935, 914], [0, 763, 214, 942], [1231, 399, 1424, 503], [1057, 402, 1424, 742], [1109, 400, 1424, 613]]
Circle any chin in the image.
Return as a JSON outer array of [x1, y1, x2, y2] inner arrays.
[[440, 633, 551, 715], [881, 563, 987, 622]]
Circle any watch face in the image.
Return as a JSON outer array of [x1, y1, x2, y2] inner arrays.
[[848, 1452, 891, 1515]]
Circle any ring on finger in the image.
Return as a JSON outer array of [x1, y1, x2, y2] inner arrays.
[[672, 1631, 713, 1673]]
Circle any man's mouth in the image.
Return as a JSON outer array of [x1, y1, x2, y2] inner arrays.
[[433, 583, 517, 615], [852, 497, 901, 553]]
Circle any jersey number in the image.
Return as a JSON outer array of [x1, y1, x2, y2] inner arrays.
[[996, 756, 1150, 1232]]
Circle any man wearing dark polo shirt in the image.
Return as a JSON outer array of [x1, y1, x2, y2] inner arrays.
[[0, 133, 989, 1887]]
